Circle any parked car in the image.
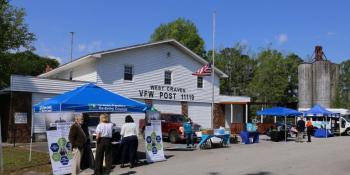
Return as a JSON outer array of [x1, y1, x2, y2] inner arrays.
[[139, 113, 201, 143]]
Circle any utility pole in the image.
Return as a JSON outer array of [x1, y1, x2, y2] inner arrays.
[[70, 32, 74, 62], [69, 32, 74, 80], [211, 12, 216, 128]]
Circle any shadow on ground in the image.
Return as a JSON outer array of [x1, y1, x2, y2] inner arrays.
[[245, 171, 272, 175], [118, 171, 137, 175]]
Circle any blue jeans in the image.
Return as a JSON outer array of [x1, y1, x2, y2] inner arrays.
[[185, 133, 194, 146]]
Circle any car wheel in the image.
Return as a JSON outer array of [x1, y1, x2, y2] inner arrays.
[[169, 130, 179, 143], [346, 129, 350, 136]]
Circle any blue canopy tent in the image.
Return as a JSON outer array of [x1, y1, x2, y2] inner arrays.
[[303, 104, 338, 138], [33, 83, 149, 113], [257, 107, 303, 142], [30, 83, 150, 161]]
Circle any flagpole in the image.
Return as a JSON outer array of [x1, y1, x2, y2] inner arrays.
[[211, 12, 216, 128]]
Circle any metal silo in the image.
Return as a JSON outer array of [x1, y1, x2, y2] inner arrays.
[[298, 46, 339, 109], [330, 63, 340, 102], [312, 60, 331, 108], [298, 63, 313, 108]]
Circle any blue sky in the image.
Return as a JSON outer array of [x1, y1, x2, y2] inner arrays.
[[12, 0, 350, 64]]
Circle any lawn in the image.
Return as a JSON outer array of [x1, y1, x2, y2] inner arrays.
[[1, 146, 52, 175]]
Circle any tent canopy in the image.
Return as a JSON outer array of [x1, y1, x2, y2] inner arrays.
[[33, 83, 149, 113], [256, 107, 302, 117], [303, 104, 336, 117]]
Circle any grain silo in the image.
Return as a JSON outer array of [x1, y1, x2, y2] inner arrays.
[[298, 63, 313, 108], [298, 46, 339, 108]]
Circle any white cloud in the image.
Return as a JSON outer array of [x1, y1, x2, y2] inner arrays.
[[78, 41, 102, 52], [276, 33, 288, 44], [239, 39, 248, 45], [326, 32, 336, 36], [78, 44, 86, 52], [47, 55, 62, 63]]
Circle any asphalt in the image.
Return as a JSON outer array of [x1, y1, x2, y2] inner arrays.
[[11, 136, 350, 175], [108, 136, 350, 175]]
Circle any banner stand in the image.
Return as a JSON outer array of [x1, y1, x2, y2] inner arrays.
[[145, 120, 166, 163]]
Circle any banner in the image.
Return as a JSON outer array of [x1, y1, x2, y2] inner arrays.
[[46, 122, 73, 175], [145, 120, 165, 163]]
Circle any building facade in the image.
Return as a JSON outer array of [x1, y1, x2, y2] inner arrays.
[[2, 40, 250, 142]]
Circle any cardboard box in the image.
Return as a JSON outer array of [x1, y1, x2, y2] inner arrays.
[[202, 129, 214, 135]]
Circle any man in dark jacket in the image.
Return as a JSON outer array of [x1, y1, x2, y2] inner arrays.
[[80, 113, 95, 170], [69, 115, 87, 175], [296, 117, 306, 143]]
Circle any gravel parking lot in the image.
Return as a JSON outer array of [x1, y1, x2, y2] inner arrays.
[[105, 136, 350, 175]]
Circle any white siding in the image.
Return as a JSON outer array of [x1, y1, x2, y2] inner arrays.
[[152, 100, 182, 114], [188, 102, 212, 128], [96, 44, 220, 103], [73, 63, 97, 82], [11, 75, 87, 94], [48, 61, 97, 82], [32, 93, 57, 133]]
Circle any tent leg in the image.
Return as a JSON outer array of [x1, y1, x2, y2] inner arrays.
[[285, 116, 287, 142]]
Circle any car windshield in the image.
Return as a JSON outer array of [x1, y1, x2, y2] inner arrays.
[[343, 115, 350, 122], [169, 114, 186, 122]]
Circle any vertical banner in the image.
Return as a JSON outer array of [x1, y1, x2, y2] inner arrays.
[[46, 122, 73, 175], [145, 120, 165, 163]]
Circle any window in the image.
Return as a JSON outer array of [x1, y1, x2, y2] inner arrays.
[[124, 65, 133, 81], [164, 71, 172, 85], [197, 77, 203, 88]]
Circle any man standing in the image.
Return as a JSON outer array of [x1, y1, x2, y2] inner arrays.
[[296, 117, 306, 143], [306, 119, 313, 142], [69, 115, 87, 175]]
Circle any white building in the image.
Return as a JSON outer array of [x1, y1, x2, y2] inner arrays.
[[4, 39, 250, 142]]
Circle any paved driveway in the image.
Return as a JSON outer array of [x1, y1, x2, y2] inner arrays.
[[106, 136, 350, 175]]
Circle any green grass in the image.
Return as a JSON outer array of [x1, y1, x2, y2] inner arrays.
[[1, 147, 52, 175]]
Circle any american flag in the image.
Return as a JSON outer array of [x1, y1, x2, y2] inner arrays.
[[192, 63, 212, 76]]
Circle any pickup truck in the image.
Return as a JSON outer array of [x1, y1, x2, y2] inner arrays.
[[139, 113, 201, 143]]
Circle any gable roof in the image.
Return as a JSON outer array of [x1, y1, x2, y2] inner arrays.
[[39, 39, 228, 78]]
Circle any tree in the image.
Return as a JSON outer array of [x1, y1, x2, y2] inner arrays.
[[212, 45, 256, 95], [336, 60, 350, 108], [150, 18, 205, 57], [0, 0, 35, 53], [0, 51, 59, 88], [246, 49, 302, 104], [283, 54, 303, 103]]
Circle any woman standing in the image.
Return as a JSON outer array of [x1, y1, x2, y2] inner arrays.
[[120, 115, 138, 168], [94, 114, 114, 175]]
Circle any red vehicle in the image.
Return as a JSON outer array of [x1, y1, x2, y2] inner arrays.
[[139, 113, 201, 143]]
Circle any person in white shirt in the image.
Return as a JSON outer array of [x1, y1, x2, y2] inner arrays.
[[94, 113, 114, 175], [120, 115, 138, 168]]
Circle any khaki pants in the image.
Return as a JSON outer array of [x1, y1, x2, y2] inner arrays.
[[296, 131, 304, 142], [72, 148, 84, 175]]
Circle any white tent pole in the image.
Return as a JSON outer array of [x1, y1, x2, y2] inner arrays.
[[285, 116, 287, 142], [326, 115, 328, 139]]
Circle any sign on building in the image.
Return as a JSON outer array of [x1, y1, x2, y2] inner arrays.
[[14, 112, 27, 124]]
